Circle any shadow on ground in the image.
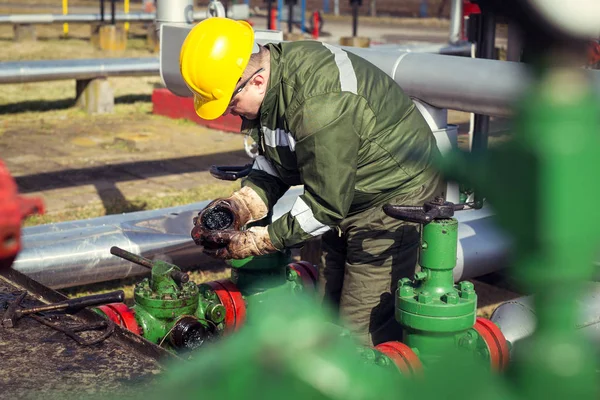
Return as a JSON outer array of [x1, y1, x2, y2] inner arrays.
[[0, 94, 152, 114]]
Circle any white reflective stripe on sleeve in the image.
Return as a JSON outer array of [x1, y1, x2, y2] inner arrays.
[[262, 126, 296, 152], [252, 155, 280, 177], [322, 43, 358, 94], [290, 197, 331, 237]]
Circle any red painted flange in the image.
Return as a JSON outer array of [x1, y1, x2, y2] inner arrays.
[[374, 341, 423, 377], [289, 261, 318, 291], [206, 279, 246, 333], [473, 317, 510, 371], [96, 303, 142, 335]]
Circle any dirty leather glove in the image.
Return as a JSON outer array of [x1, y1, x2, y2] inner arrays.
[[191, 187, 268, 245], [200, 226, 278, 260]]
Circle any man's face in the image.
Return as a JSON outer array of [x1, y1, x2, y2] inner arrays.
[[224, 68, 266, 120]]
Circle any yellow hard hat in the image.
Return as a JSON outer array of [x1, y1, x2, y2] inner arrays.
[[180, 17, 256, 120]]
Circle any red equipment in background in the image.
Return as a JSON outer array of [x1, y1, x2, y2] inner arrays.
[[462, 0, 481, 41], [0, 161, 44, 270]]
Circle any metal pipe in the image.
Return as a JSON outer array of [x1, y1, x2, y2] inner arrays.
[[13, 187, 509, 289], [156, 0, 193, 27], [3, 34, 600, 118], [490, 284, 600, 355], [448, 0, 463, 44], [0, 57, 159, 84], [0, 6, 249, 25]]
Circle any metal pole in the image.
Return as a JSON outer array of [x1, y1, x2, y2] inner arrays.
[[277, 0, 283, 30], [300, 0, 306, 32], [266, 0, 273, 29], [111, 0, 116, 25], [471, 10, 496, 208], [287, 0, 293, 33], [124, 0, 130, 32], [100, 0, 105, 23], [448, 0, 462, 44], [62, 0, 68, 36], [352, 1, 358, 37]]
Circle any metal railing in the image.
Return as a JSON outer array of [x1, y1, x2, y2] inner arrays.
[[0, 58, 159, 84], [0, 4, 249, 25]]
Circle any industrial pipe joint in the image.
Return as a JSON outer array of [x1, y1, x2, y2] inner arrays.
[[94, 247, 318, 353]]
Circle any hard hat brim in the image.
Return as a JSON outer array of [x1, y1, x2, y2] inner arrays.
[[194, 94, 230, 121]]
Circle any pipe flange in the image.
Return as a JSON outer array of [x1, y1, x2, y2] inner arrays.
[[96, 302, 142, 335], [205, 279, 246, 333], [288, 261, 318, 291], [374, 341, 423, 377], [474, 317, 510, 371]]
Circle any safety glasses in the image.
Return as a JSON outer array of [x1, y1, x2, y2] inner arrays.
[[229, 68, 265, 105]]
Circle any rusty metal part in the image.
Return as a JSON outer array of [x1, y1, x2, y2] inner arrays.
[[28, 313, 116, 346], [1, 290, 26, 328], [2, 290, 125, 328]]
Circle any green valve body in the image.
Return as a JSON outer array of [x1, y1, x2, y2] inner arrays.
[[132, 261, 217, 352], [395, 217, 486, 366]]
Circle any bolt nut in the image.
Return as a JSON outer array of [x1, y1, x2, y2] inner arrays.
[[418, 291, 432, 304], [400, 285, 414, 298], [442, 292, 459, 304], [459, 281, 475, 291], [206, 303, 226, 323]]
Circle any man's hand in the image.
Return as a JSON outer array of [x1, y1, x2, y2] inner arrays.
[[191, 187, 268, 245], [199, 226, 278, 260]]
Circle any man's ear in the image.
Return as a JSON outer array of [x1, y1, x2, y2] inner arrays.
[[253, 73, 268, 94]]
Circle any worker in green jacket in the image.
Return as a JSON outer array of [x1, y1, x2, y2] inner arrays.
[[182, 17, 444, 346]]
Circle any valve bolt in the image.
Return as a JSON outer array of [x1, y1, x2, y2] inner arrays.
[[417, 291, 432, 304], [442, 292, 459, 304], [206, 303, 226, 324], [458, 281, 476, 300], [400, 286, 414, 298]]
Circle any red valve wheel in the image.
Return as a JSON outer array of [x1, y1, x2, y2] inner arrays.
[[289, 261, 318, 291], [374, 341, 423, 377], [206, 279, 246, 333], [474, 317, 510, 371]]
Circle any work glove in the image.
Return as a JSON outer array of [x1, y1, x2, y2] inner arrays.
[[191, 187, 268, 245], [199, 226, 278, 260]]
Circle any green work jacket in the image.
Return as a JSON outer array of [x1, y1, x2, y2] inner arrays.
[[241, 41, 441, 250]]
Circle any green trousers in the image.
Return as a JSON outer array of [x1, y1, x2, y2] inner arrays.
[[316, 178, 444, 346]]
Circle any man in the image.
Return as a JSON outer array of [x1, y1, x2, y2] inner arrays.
[[181, 17, 444, 346]]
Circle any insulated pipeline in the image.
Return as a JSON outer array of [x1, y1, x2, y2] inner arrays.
[[490, 284, 600, 354], [13, 188, 510, 289]]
